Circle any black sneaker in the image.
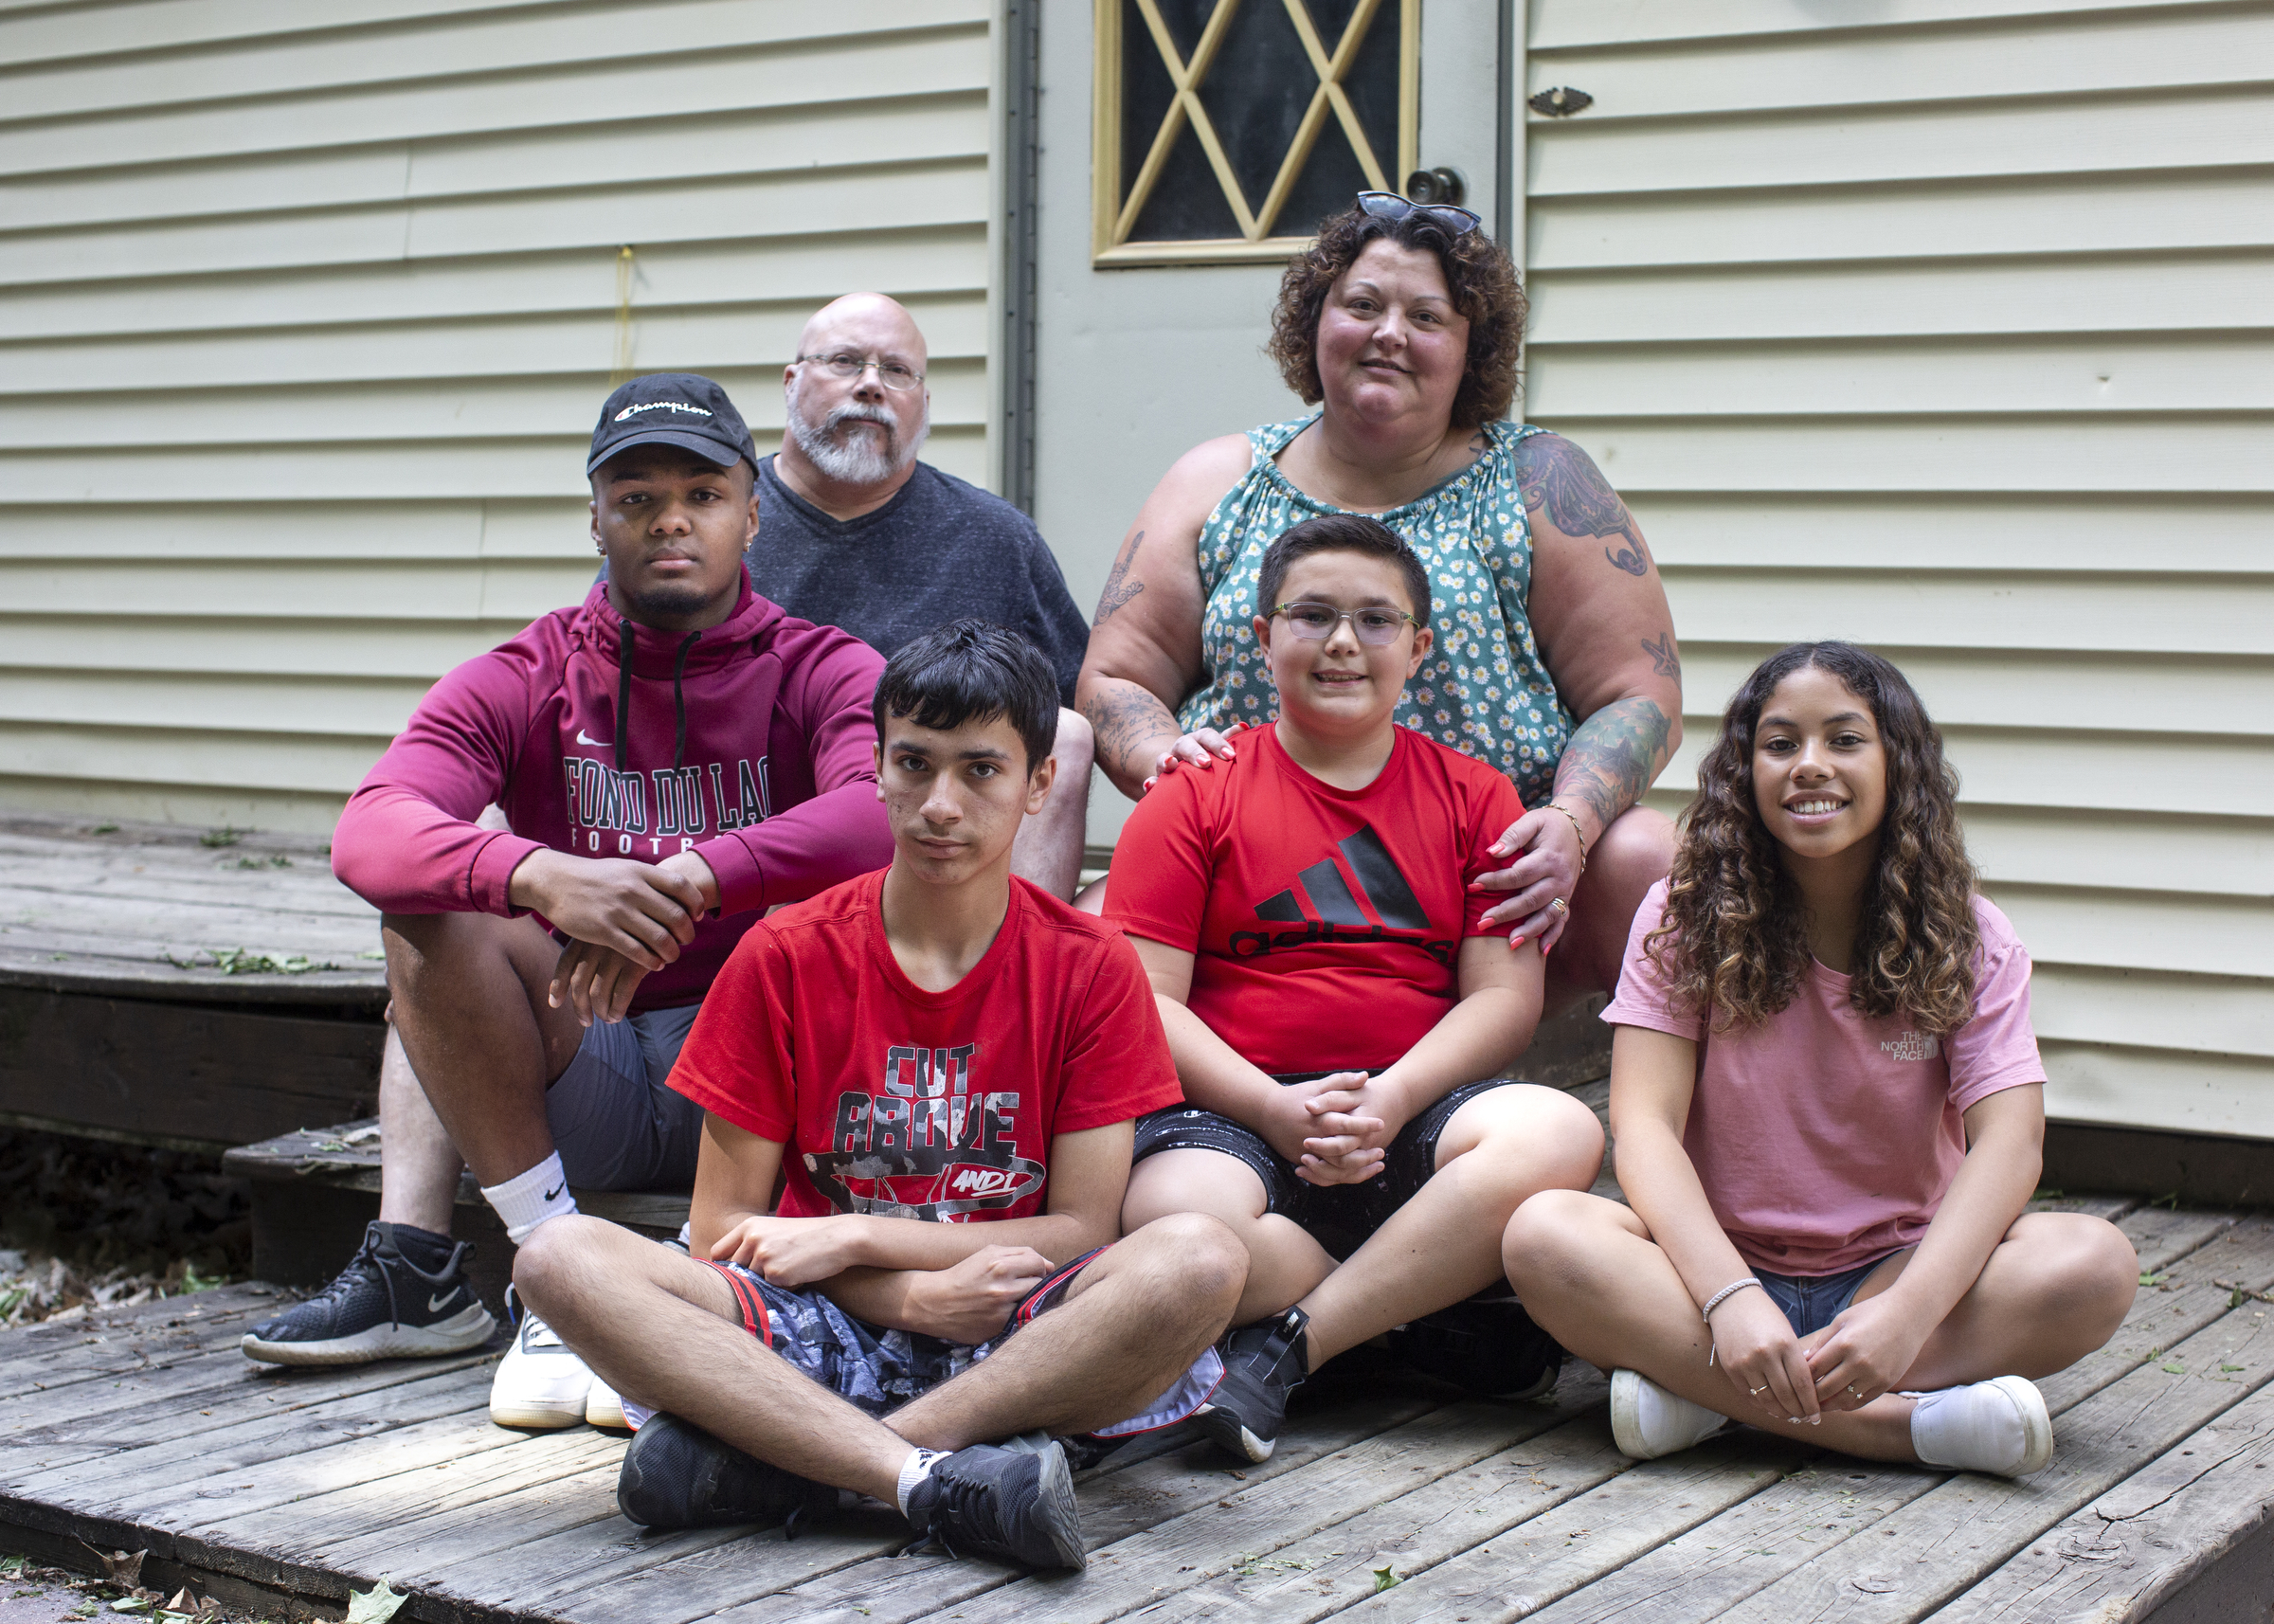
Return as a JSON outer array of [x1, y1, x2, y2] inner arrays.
[[241, 1221, 495, 1367], [1192, 1305, 1309, 1463], [903, 1442, 1085, 1570], [1390, 1293, 1563, 1400], [617, 1413, 836, 1531]]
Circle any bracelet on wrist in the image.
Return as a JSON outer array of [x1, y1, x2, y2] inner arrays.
[[1544, 803, 1591, 875], [1700, 1276, 1763, 1323]]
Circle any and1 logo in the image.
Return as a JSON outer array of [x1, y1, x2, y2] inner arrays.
[[802, 1042, 1047, 1221]]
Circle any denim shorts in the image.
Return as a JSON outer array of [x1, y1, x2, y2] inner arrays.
[[1131, 1076, 1509, 1261], [544, 1002, 704, 1191], [1755, 1251, 1905, 1339]]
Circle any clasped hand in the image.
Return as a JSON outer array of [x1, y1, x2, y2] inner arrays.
[[1707, 1287, 1927, 1422], [1260, 1072, 1408, 1186], [711, 1218, 1050, 1344], [514, 849, 718, 1025]]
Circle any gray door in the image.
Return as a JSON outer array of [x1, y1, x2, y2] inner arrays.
[[1026, 1, 1510, 844]]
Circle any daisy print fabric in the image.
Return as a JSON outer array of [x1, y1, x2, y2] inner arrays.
[[1180, 415, 1576, 807]]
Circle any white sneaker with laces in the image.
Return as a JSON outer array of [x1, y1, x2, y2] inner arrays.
[[585, 1376, 628, 1431], [1609, 1368, 1729, 1461], [1908, 1375, 2053, 1477], [490, 1297, 593, 1430]]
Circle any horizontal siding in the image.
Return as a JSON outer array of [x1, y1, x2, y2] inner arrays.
[[0, 1, 998, 831], [1528, 1, 2274, 1137]]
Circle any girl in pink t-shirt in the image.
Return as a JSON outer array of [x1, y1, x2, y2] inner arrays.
[[1505, 642, 2139, 1478]]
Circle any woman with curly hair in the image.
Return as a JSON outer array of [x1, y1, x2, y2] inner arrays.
[[1077, 193, 1680, 1015], [1503, 642, 2139, 1477]]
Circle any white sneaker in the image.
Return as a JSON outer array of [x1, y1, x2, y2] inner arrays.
[[489, 1296, 592, 1430], [1908, 1375, 2053, 1477], [585, 1375, 628, 1431], [1610, 1368, 1729, 1460]]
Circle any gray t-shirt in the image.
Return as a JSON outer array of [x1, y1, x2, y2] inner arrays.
[[747, 456, 1089, 706]]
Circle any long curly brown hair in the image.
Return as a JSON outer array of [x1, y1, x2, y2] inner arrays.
[[1648, 642, 1981, 1035], [1266, 201, 1526, 429]]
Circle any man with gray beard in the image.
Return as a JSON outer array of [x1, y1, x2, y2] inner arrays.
[[751, 293, 1093, 897]]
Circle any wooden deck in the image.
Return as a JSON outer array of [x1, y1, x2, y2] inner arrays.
[[2, 1196, 2267, 1623], [0, 816, 387, 1150]]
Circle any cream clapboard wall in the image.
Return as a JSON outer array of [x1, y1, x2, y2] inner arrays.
[[0, 0, 998, 834], [1519, 0, 2274, 1139]]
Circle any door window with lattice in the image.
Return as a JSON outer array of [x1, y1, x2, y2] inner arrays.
[[1092, 0, 1417, 264]]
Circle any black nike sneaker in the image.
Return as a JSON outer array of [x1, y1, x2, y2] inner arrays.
[[902, 1442, 1086, 1570], [1390, 1293, 1563, 1400], [241, 1220, 494, 1367], [1192, 1305, 1310, 1463], [617, 1413, 837, 1531]]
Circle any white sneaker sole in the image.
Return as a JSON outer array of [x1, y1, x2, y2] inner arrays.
[[585, 1380, 629, 1431], [491, 1385, 591, 1430], [1191, 1402, 1275, 1463], [240, 1304, 495, 1367]]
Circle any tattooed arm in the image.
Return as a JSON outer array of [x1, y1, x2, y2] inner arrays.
[[1076, 434, 1254, 799], [1475, 432, 1684, 944]]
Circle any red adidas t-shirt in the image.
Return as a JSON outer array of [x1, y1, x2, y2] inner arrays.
[[1107, 723, 1525, 1074], [668, 868, 1181, 1221]]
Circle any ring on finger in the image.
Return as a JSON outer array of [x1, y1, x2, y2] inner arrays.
[[1847, 1384, 1864, 1398], [1748, 1385, 1768, 1395], [1549, 896, 1569, 914]]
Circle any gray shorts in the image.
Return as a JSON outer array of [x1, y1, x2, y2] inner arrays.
[[546, 1003, 704, 1191]]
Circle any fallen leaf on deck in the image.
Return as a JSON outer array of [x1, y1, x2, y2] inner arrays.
[[80, 1548, 144, 1588], [346, 1577, 409, 1623]]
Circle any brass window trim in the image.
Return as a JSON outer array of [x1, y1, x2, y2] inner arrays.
[[1092, 0, 1419, 267]]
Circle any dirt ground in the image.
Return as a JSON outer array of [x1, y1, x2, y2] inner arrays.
[[0, 1129, 248, 1329]]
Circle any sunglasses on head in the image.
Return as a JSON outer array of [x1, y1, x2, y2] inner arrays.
[[1356, 189, 1482, 238]]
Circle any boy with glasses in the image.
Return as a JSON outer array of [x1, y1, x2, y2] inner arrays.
[[1109, 514, 1606, 1462]]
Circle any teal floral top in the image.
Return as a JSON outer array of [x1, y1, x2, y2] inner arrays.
[[1180, 414, 1575, 807]]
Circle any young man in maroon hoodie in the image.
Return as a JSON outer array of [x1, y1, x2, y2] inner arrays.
[[244, 376, 895, 1431]]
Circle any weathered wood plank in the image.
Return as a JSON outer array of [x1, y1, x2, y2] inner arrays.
[[0, 984, 383, 1148], [890, 1380, 1615, 1624], [0, 1289, 274, 1393], [1698, 1295, 2274, 1623], [1932, 1378, 2274, 1622], [1356, 1435, 1820, 1624], [181, 1427, 630, 1607], [1107, 1416, 1787, 1623], [687, 1386, 1459, 1624], [4, 1356, 493, 1498], [1516, 1459, 1935, 1624]]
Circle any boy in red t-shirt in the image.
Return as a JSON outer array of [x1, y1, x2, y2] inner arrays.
[[514, 623, 1244, 1569], [1108, 514, 1607, 1462]]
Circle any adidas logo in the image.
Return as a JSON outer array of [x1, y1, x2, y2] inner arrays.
[[1234, 826, 1452, 962]]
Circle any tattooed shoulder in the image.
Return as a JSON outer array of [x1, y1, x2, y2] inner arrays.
[[1093, 530, 1146, 627], [1513, 433, 1651, 574]]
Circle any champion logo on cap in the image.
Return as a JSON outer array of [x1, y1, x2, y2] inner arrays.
[[613, 401, 714, 422]]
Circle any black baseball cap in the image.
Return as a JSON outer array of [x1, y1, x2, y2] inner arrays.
[[586, 373, 758, 477]]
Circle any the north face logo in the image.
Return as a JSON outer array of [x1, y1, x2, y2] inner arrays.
[[1881, 1031, 1940, 1061], [1233, 825, 1452, 963]]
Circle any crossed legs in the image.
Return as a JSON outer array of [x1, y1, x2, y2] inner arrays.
[[1123, 1084, 1603, 1365], [1504, 1191, 2139, 1460], [513, 1211, 1246, 1502]]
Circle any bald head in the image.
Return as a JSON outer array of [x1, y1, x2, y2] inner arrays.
[[797, 293, 928, 373]]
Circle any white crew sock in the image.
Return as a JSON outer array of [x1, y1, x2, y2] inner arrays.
[[481, 1152, 579, 1244], [895, 1447, 948, 1516]]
